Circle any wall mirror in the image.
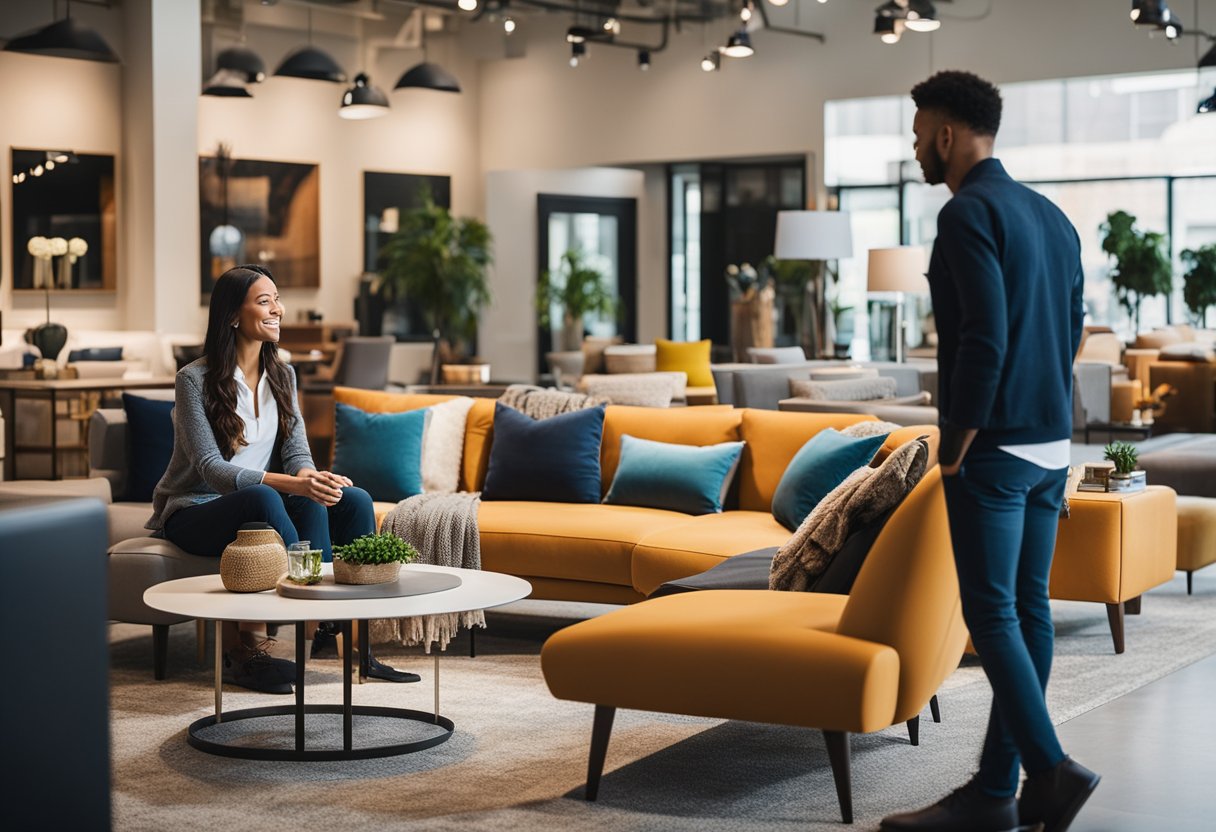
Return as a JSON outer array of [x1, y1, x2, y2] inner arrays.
[[10, 148, 116, 291]]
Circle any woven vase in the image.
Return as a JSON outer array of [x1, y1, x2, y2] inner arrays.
[[220, 527, 288, 592], [333, 559, 401, 586]]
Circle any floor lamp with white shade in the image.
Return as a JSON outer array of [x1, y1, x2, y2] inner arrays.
[[773, 211, 854, 358], [867, 246, 929, 363]]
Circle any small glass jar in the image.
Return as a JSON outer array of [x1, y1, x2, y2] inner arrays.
[[287, 541, 323, 585]]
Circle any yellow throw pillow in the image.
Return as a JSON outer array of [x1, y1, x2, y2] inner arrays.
[[656, 338, 713, 387]]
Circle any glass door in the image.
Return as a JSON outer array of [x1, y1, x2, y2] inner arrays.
[[537, 194, 637, 375]]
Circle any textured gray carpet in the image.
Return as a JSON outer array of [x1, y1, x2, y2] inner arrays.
[[110, 572, 1216, 831]]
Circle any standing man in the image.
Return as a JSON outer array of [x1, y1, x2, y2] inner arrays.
[[880, 72, 1099, 832]]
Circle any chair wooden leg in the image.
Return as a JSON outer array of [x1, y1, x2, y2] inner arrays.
[[1187, 570, 1194, 596], [906, 716, 919, 746], [929, 694, 941, 724], [1105, 602, 1126, 654], [1125, 595, 1142, 615], [585, 705, 616, 802], [823, 730, 853, 824], [152, 623, 169, 680]]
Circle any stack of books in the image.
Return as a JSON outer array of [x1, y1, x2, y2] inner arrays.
[[1078, 461, 1146, 493]]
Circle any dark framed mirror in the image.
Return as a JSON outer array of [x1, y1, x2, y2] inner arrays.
[[10, 148, 116, 291]]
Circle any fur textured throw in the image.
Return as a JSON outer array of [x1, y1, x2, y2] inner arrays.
[[769, 436, 930, 592], [499, 384, 610, 420], [375, 492, 484, 652]]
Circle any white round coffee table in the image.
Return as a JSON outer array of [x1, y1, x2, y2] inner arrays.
[[144, 564, 531, 762]]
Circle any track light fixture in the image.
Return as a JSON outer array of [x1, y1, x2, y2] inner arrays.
[[904, 0, 941, 33], [722, 29, 754, 58], [873, 14, 903, 44], [1163, 18, 1183, 39], [570, 41, 586, 67], [701, 51, 720, 72], [741, 1, 753, 22], [638, 50, 650, 71], [1131, 1, 1172, 27], [566, 26, 596, 44], [603, 17, 621, 35]]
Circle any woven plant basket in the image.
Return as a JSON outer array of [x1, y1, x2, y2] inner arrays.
[[220, 527, 288, 592], [333, 559, 401, 585]]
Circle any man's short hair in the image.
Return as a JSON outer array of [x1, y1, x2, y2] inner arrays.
[[911, 71, 1002, 136]]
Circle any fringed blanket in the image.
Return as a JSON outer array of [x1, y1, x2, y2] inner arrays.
[[770, 437, 929, 592], [375, 492, 483, 652]]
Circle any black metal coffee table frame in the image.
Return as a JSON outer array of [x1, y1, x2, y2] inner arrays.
[[187, 621, 454, 761]]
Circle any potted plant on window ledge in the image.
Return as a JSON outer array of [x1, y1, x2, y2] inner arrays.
[[377, 194, 493, 382]]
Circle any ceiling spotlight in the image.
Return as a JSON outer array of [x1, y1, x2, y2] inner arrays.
[[566, 26, 597, 44], [504, 17, 516, 34], [1131, 1, 1172, 26], [874, 15, 903, 44], [1162, 18, 1183, 39], [1200, 87, 1216, 114], [722, 30, 754, 58], [741, 1, 753, 22], [603, 17, 621, 35], [904, 0, 941, 32], [458, 0, 478, 10], [45, 160, 55, 171], [339, 72, 389, 119], [33, 165, 44, 177], [638, 50, 650, 71], [216, 46, 266, 83], [701, 51, 720, 72], [570, 41, 586, 68]]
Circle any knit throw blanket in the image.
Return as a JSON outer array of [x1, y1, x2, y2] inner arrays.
[[770, 437, 929, 592], [498, 384, 610, 420], [375, 492, 483, 652]]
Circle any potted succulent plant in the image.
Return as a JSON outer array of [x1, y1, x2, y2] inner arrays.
[[1103, 440, 1146, 493], [333, 532, 418, 585]]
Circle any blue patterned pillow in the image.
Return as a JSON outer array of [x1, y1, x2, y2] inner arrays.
[[604, 434, 745, 515], [332, 403, 427, 502], [482, 403, 605, 503], [771, 429, 887, 531]]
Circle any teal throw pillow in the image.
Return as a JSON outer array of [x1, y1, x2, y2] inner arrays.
[[332, 403, 427, 502], [604, 434, 745, 515], [771, 429, 887, 532]]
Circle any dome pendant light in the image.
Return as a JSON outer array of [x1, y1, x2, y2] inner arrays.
[[393, 24, 461, 93], [217, 46, 266, 83], [904, 0, 941, 33], [340, 72, 389, 119], [722, 30, 754, 58], [274, 9, 346, 82], [202, 68, 254, 98], [2, 16, 119, 63]]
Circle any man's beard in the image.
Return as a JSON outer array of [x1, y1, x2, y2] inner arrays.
[[920, 148, 945, 186]]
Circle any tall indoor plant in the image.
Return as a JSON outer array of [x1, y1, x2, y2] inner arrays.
[[377, 195, 492, 362], [1181, 243, 1216, 328], [1099, 210, 1172, 333], [536, 248, 616, 351]]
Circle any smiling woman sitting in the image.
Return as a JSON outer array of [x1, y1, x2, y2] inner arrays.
[[144, 265, 406, 693]]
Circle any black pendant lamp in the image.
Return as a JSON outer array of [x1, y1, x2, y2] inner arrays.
[[3, 16, 118, 63], [339, 73, 389, 119], [274, 9, 345, 83], [394, 62, 461, 93], [202, 69, 254, 98], [217, 46, 266, 83]]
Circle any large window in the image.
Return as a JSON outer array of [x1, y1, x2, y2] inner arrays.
[[827, 70, 1216, 340]]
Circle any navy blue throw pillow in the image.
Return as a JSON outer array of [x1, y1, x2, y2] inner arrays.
[[331, 403, 427, 502], [69, 347, 124, 362], [122, 393, 176, 502], [482, 403, 605, 503]]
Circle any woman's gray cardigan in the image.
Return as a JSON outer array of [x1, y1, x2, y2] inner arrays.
[[146, 358, 316, 531]]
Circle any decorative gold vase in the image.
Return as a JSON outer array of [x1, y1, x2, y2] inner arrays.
[[333, 559, 401, 585], [220, 526, 288, 592]]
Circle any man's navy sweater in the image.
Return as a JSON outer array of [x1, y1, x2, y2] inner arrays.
[[927, 158, 1085, 449]]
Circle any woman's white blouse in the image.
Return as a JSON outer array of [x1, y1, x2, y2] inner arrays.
[[229, 366, 278, 475]]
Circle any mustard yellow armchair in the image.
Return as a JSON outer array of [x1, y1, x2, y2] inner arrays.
[[540, 467, 967, 824]]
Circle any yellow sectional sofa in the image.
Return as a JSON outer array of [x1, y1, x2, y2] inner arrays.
[[333, 387, 938, 604]]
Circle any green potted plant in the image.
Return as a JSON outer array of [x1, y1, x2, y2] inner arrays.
[[1099, 210, 1172, 333], [377, 194, 493, 366], [537, 248, 616, 352], [1103, 440, 1146, 493], [760, 256, 818, 354], [1181, 243, 1216, 328], [333, 532, 418, 585]]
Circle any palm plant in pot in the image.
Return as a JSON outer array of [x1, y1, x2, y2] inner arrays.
[[377, 194, 492, 369], [333, 532, 418, 585], [1103, 440, 1146, 493], [537, 248, 616, 352], [1099, 210, 1172, 334]]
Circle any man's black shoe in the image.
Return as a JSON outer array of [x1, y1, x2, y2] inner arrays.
[[880, 778, 1025, 832], [1019, 757, 1100, 832], [222, 651, 293, 695], [365, 652, 421, 683], [311, 622, 340, 659]]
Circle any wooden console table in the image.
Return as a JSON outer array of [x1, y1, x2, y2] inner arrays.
[[0, 377, 175, 481]]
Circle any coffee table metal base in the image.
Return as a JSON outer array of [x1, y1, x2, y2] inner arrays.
[[186, 705, 455, 761]]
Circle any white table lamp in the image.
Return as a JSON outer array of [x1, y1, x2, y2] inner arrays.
[[773, 211, 854, 357], [867, 246, 928, 363]]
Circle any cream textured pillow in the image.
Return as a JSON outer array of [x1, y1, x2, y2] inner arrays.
[[422, 397, 475, 493], [790, 376, 898, 401], [840, 420, 904, 439]]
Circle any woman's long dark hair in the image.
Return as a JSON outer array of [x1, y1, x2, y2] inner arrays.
[[202, 265, 298, 459]]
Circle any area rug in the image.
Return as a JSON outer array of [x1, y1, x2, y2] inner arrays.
[[110, 572, 1216, 831]]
